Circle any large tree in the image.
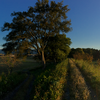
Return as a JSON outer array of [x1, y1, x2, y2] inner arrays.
[[1, 0, 71, 68]]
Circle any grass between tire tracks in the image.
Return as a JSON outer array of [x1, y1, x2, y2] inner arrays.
[[69, 59, 91, 100]]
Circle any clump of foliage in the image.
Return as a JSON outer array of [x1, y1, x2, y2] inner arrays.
[[45, 34, 71, 62], [30, 59, 68, 100], [73, 52, 93, 62]]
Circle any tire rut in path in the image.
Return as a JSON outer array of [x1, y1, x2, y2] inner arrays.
[[63, 63, 70, 100], [11, 71, 35, 100], [63, 74, 70, 100], [24, 75, 35, 100], [3, 74, 30, 100]]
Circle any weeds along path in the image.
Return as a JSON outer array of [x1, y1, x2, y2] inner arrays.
[[68, 59, 91, 100]]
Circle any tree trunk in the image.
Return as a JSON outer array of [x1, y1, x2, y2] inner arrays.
[[42, 50, 46, 68]]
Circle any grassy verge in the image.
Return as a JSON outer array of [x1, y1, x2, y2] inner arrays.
[[69, 59, 91, 100], [30, 59, 68, 100], [75, 59, 100, 99]]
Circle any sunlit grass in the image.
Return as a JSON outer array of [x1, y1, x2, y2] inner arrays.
[[75, 59, 100, 99], [69, 59, 91, 100]]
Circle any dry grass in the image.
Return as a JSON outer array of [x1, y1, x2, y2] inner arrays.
[[75, 59, 100, 99], [69, 59, 91, 100]]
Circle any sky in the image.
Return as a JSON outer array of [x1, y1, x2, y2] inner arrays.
[[0, 0, 100, 50]]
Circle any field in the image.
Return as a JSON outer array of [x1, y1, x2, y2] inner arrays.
[[0, 56, 100, 100], [0, 56, 42, 74]]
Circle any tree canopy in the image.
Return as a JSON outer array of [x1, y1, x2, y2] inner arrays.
[[45, 34, 71, 62], [1, 0, 72, 68]]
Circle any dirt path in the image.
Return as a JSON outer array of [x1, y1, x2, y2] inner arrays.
[[24, 76, 35, 100], [63, 59, 99, 100], [2, 70, 35, 100], [3, 74, 30, 100], [63, 70, 70, 100], [72, 59, 99, 100]]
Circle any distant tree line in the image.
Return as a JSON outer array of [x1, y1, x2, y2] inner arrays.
[[68, 48, 100, 61]]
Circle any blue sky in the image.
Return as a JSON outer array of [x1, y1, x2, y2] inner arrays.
[[0, 0, 100, 49]]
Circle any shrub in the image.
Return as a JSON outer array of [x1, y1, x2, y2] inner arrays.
[[83, 53, 93, 63]]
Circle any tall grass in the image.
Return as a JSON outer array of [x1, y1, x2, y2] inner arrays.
[[69, 59, 91, 100], [75, 59, 100, 99], [31, 59, 68, 100]]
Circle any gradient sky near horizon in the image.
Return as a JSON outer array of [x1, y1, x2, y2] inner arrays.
[[0, 0, 100, 50]]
